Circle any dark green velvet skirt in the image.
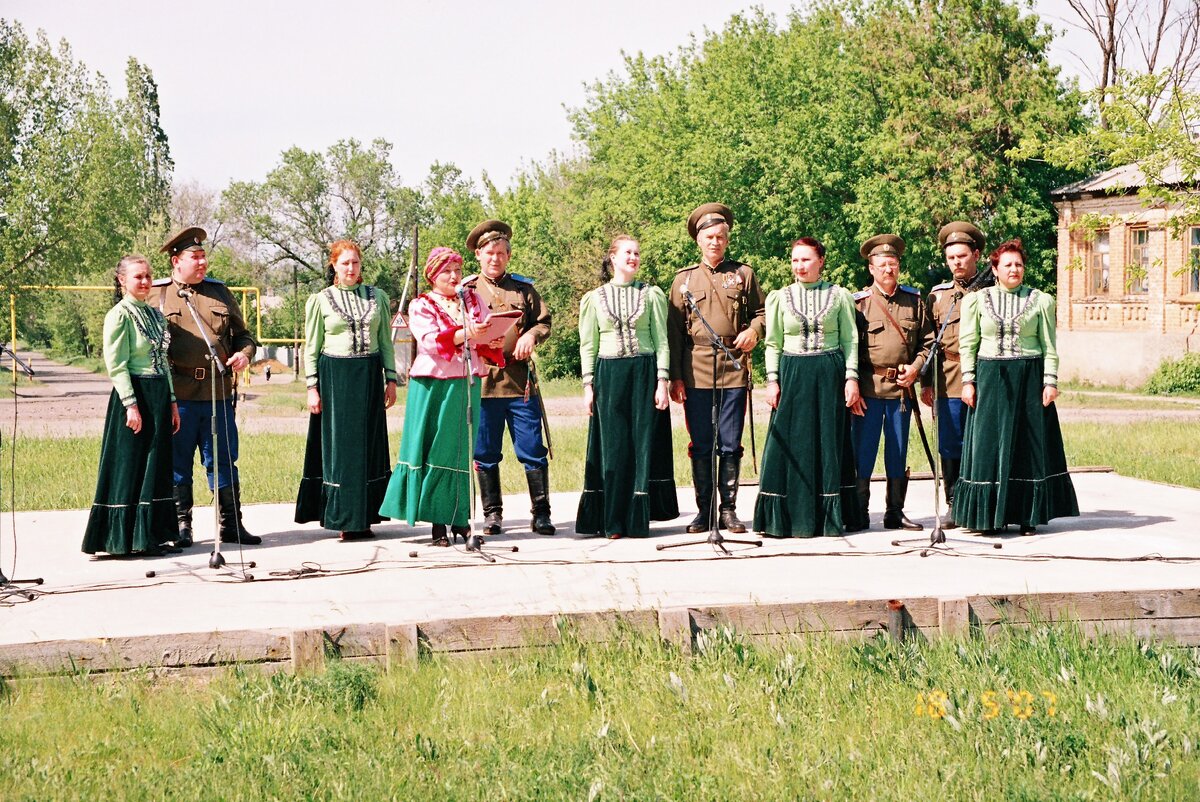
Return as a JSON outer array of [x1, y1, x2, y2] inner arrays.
[[378, 375, 480, 528], [295, 353, 392, 531], [576, 354, 679, 537], [753, 351, 864, 537], [82, 377, 177, 555], [954, 356, 1079, 530]]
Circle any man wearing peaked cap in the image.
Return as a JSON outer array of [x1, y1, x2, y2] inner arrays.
[[152, 226, 260, 548], [920, 220, 987, 529], [851, 233, 933, 532], [667, 202, 766, 535], [461, 219, 556, 536]]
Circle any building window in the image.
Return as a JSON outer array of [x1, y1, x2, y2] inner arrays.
[[1189, 227, 1200, 294], [1089, 230, 1110, 294], [1126, 228, 1150, 294]]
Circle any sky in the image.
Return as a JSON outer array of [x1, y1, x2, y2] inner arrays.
[[6, 0, 1093, 193]]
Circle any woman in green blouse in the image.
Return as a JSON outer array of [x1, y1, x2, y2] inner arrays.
[[753, 238, 866, 537], [576, 235, 678, 538], [956, 238, 1078, 535], [295, 239, 398, 540], [83, 255, 181, 556]]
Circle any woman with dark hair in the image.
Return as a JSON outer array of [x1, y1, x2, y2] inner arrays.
[[955, 238, 1078, 535], [379, 247, 503, 546], [82, 255, 181, 557], [576, 235, 678, 539], [295, 239, 397, 541], [753, 237, 865, 537]]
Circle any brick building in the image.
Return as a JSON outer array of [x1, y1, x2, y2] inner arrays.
[[1051, 162, 1200, 385]]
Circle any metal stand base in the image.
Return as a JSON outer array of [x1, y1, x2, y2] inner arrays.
[[657, 528, 762, 556]]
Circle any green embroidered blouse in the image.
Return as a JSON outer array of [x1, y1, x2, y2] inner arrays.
[[959, 284, 1059, 387], [764, 280, 859, 382], [102, 297, 175, 408], [304, 284, 398, 388], [578, 280, 671, 386]]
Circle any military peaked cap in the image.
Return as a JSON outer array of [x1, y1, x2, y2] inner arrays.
[[687, 203, 734, 239], [466, 220, 513, 252], [860, 233, 905, 260], [938, 221, 986, 252], [161, 226, 207, 256]]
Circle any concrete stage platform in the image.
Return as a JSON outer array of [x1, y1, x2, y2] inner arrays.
[[2, 472, 1199, 673]]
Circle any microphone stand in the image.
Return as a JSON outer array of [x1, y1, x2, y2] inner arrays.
[[178, 289, 255, 576], [658, 290, 761, 556], [1, 345, 43, 595], [456, 289, 494, 563]]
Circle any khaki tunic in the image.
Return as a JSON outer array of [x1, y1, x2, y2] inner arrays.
[[667, 259, 766, 390], [919, 279, 979, 398], [463, 272, 552, 398], [854, 284, 932, 400], [152, 278, 257, 402]]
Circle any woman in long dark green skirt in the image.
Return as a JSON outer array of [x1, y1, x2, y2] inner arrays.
[[379, 248, 502, 545], [576, 236, 677, 538], [295, 240, 397, 540], [753, 238, 865, 537], [83, 255, 181, 557], [955, 238, 1078, 534]]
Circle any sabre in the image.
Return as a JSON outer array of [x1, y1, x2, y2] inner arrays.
[[526, 358, 554, 460]]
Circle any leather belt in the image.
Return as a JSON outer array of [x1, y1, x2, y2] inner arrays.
[[173, 365, 208, 381], [942, 351, 960, 363], [691, 335, 738, 347], [872, 366, 900, 381]]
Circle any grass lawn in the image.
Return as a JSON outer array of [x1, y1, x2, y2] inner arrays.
[[3, 625, 1200, 798]]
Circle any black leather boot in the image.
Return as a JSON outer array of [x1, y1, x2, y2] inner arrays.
[[686, 455, 715, 533], [526, 467, 555, 535], [476, 467, 503, 535], [717, 455, 747, 534], [218, 485, 262, 544], [845, 479, 871, 532], [173, 484, 194, 548], [883, 477, 922, 531], [941, 458, 960, 530]]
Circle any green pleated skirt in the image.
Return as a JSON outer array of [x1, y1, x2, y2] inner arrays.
[[753, 351, 865, 537], [378, 375, 480, 528], [954, 356, 1079, 530], [576, 354, 679, 537], [295, 353, 392, 531], [81, 377, 177, 555]]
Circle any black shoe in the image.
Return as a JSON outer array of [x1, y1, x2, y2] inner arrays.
[[1020, 525, 1037, 536], [526, 467, 556, 535], [173, 484, 194, 548], [686, 455, 715, 534], [218, 485, 262, 545], [476, 467, 504, 535], [431, 524, 450, 547], [451, 525, 470, 543], [883, 477, 923, 531], [844, 478, 871, 532], [717, 455, 747, 533]]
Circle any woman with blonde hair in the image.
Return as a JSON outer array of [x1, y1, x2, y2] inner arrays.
[[83, 255, 181, 557]]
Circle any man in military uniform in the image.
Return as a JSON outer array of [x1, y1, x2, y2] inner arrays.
[[153, 227, 260, 547], [920, 221, 987, 529], [462, 220, 555, 536], [667, 203, 766, 534], [851, 234, 933, 531]]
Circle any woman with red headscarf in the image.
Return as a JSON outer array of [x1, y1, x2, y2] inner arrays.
[[379, 247, 503, 546], [295, 239, 397, 541]]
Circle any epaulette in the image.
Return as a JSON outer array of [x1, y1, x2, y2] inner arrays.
[[509, 273, 535, 285], [931, 281, 954, 292], [460, 274, 479, 285], [676, 264, 700, 273], [899, 284, 921, 296], [852, 289, 871, 301], [202, 276, 226, 285], [152, 277, 171, 286]]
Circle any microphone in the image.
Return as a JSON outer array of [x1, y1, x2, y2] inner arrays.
[[177, 287, 194, 299]]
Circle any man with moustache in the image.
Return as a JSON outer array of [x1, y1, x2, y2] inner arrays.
[[667, 203, 766, 534], [851, 234, 933, 531], [462, 220, 555, 536], [920, 221, 987, 529]]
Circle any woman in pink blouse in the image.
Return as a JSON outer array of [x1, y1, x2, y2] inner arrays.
[[379, 248, 503, 546]]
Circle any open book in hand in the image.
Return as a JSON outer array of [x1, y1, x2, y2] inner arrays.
[[471, 309, 522, 343]]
